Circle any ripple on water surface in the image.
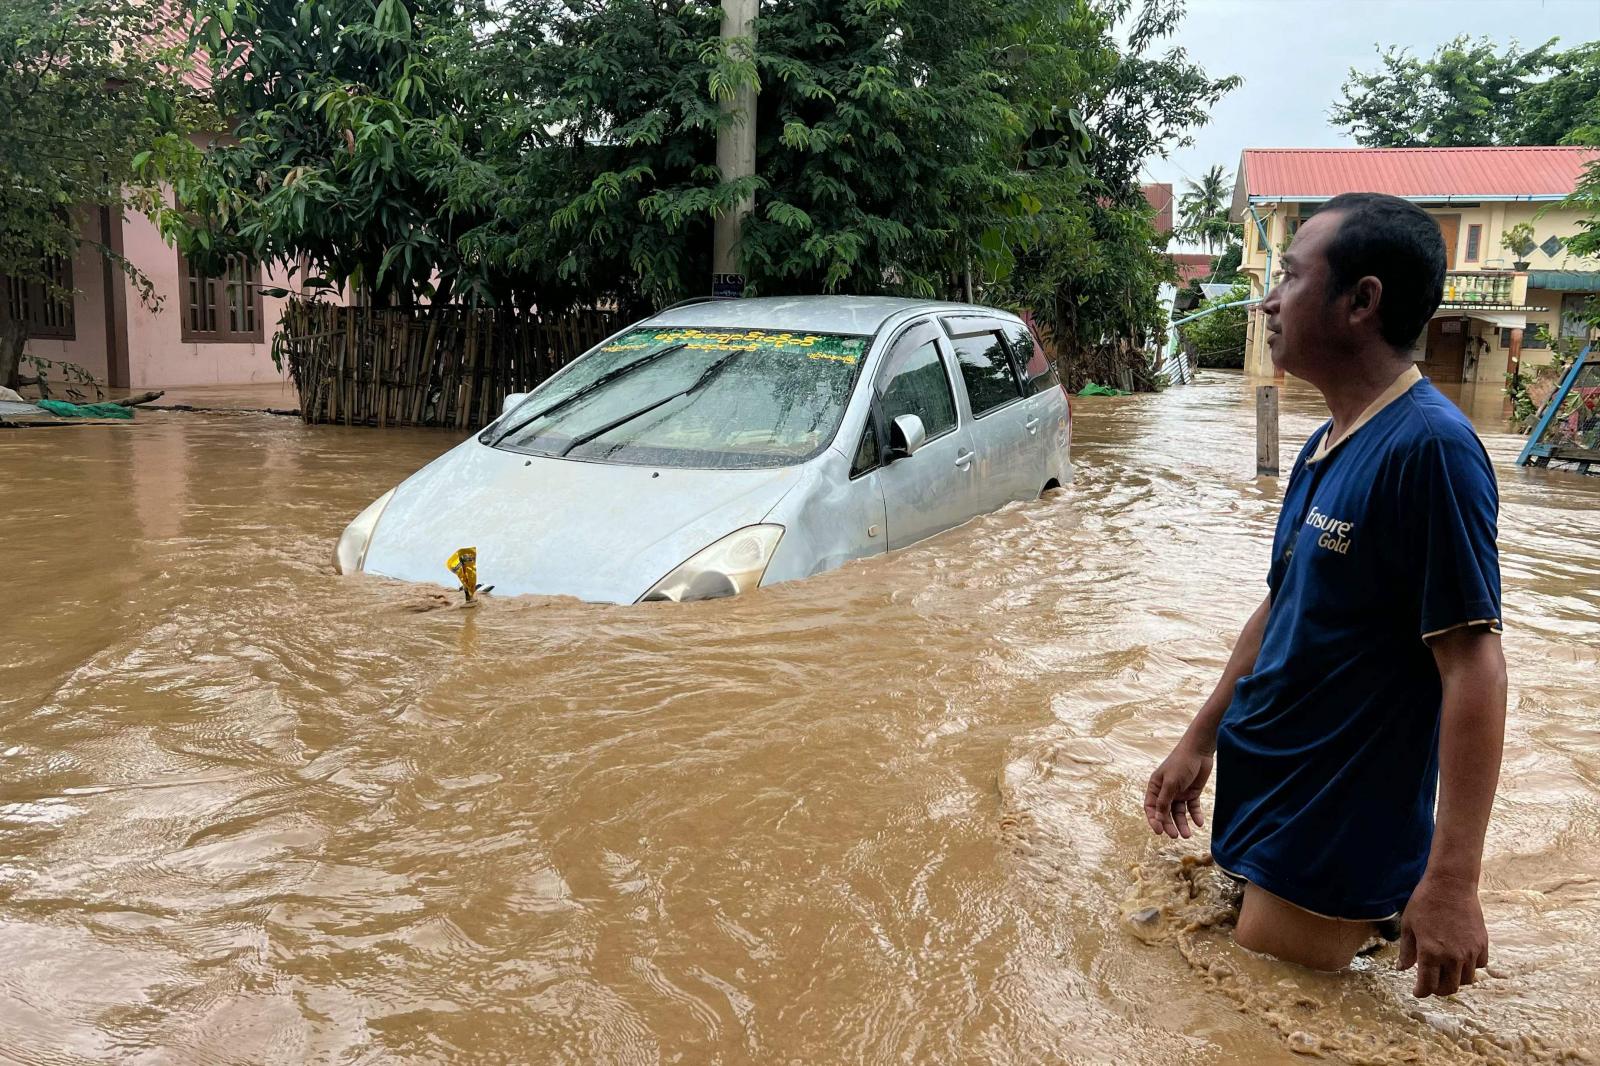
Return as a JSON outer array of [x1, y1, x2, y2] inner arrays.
[[1, 374, 1598, 1063]]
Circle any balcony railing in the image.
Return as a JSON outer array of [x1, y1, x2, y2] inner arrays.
[[1441, 270, 1527, 307]]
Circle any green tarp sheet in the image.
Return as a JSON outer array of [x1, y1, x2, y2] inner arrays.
[[34, 399, 134, 419]]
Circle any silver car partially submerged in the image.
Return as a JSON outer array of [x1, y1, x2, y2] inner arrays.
[[336, 296, 1072, 603]]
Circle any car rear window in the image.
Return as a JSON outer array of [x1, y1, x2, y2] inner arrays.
[[1007, 324, 1060, 395]]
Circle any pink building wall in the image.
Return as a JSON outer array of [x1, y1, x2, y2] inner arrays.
[[21, 191, 296, 390], [120, 204, 292, 388], [19, 208, 113, 383]]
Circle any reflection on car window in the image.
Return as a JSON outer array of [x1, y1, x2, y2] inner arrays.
[[876, 338, 957, 437], [1007, 325, 1059, 395], [951, 332, 1023, 415], [851, 419, 879, 477], [493, 327, 867, 469]]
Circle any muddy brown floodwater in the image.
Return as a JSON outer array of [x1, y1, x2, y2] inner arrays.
[[3, 372, 1599, 1065]]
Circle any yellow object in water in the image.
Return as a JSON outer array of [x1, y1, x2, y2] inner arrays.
[[447, 547, 478, 602]]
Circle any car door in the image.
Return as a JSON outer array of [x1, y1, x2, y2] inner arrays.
[[868, 318, 982, 549], [942, 319, 1034, 506], [1002, 319, 1070, 490]]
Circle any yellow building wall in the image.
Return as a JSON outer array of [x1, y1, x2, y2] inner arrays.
[[1237, 200, 1599, 379], [1472, 287, 1577, 386], [1239, 202, 1294, 377]]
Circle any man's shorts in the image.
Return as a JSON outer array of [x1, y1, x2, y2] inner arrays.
[[1219, 865, 1404, 941]]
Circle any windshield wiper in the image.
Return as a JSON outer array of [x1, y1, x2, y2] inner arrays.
[[557, 347, 753, 458], [488, 341, 687, 446]]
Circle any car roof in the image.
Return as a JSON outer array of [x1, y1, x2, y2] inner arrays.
[[642, 295, 1017, 336]]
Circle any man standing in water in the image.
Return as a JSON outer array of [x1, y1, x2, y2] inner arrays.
[[1143, 193, 1507, 998]]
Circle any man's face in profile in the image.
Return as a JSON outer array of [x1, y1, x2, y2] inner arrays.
[[1261, 211, 1347, 379]]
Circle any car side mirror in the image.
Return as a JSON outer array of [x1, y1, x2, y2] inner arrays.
[[888, 413, 927, 461], [501, 392, 530, 417]]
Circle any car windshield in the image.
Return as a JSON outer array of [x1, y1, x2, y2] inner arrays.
[[491, 327, 869, 469]]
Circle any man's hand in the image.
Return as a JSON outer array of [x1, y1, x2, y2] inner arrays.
[[1397, 872, 1489, 997], [1399, 626, 1505, 999], [1141, 595, 1268, 843], [1144, 740, 1213, 839]]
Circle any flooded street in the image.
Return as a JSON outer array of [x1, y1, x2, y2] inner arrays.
[[3, 372, 1599, 1064]]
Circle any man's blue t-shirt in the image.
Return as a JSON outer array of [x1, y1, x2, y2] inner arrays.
[[1211, 369, 1502, 920]]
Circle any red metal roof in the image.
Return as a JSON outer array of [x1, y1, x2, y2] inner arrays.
[[1171, 253, 1212, 284], [147, 3, 210, 92], [1239, 147, 1600, 201]]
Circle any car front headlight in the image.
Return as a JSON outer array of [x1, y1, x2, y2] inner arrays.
[[334, 489, 396, 575], [638, 524, 785, 603]]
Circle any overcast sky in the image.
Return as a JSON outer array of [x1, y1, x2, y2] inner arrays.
[[1142, 0, 1600, 210]]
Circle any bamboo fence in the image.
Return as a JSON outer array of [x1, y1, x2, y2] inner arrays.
[[277, 301, 623, 430]]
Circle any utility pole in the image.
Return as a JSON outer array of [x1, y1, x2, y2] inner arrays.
[[1256, 384, 1280, 477], [713, 0, 757, 298]]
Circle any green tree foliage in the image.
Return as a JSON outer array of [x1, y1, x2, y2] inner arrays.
[[1561, 163, 1600, 263], [1176, 277, 1249, 369], [991, 0, 1239, 388], [153, 0, 499, 305], [1178, 164, 1234, 252], [1331, 36, 1600, 147], [166, 0, 1237, 388], [447, 0, 1107, 311], [1211, 241, 1243, 281], [0, 0, 190, 378], [1079, 0, 1238, 191], [1519, 42, 1600, 146], [1556, 159, 1600, 334], [163, 0, 1100, 310]]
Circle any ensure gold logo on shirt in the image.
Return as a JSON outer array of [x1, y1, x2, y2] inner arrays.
[[1304, 506, 1355, 555]]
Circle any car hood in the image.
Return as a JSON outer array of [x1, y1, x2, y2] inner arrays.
[[360, 441, 805, 603]]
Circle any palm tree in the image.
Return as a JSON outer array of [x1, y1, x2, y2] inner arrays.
[[1179, 165, 1233, 253]]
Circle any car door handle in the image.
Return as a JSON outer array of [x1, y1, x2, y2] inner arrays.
[[954, 450, 975, 469], [1024, 416, 1041, 433]]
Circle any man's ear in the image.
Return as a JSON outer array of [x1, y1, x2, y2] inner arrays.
[[1348, 276, 1383, 327]]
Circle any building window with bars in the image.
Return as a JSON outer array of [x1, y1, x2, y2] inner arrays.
[[1500, 327, 1549, 350], [3, 257, 76, 340], [179, 254, 263, 343], [1464, 224, 1482, 263]]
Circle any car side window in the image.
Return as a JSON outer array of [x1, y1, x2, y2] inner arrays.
[[950, 332, 1024, 416], [876, 336, 958, 438], [1007, 324, 1059, 395], [850, 416, 880, 477]]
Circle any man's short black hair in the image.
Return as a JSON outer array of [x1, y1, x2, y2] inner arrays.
[[1309, 192, 1446, 350]]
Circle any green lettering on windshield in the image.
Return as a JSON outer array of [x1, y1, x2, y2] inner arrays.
[[601, 328, 867, 364]]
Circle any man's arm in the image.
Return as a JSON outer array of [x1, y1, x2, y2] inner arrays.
[[1399, 626, 1507, 998], [1144, 594, 1272, 839]]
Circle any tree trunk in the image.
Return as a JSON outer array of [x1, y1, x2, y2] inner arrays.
[[0, 319, 25, 391]]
